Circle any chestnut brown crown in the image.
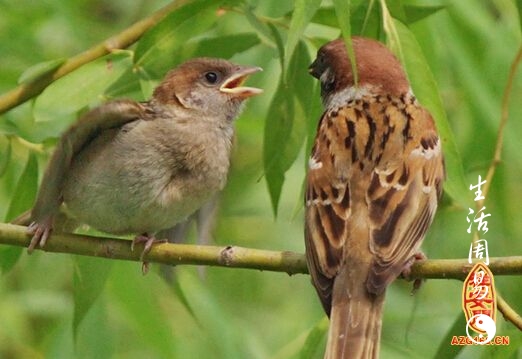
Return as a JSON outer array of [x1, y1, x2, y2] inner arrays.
[[309, 37, 410, 104], [153, 57, 262, 120]]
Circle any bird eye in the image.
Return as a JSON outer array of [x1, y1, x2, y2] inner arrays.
[[204, 71, 219, 84]]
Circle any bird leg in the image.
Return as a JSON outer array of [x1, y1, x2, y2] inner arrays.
[[131, 233, 167, 274], [401, 251, 427, 295], [27, 216, 54, 254]]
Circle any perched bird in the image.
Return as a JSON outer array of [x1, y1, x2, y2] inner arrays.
[[305, 37, 445, 358], [26, 57, 262, 272]]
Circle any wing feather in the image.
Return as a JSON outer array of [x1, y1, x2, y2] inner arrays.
[[305, 96, 445, 306], [305, 109, 353, 314], [366, 106, 445, 295], [31, 100, 146, 223]]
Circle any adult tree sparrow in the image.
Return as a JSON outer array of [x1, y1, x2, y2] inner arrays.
[[305, 37, 445, 358]]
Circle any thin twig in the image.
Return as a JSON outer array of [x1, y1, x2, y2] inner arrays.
[[479, 45, 522, 206], [497, 293, 522, 331], [470, 45, 522, 331], [0, 0, 188, 115]]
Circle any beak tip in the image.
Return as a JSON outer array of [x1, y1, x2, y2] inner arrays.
[[220, 65, 263, 97]]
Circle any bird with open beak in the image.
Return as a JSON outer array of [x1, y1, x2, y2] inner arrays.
[[26, 57, 262, 273]]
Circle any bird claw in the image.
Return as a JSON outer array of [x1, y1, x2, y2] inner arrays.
[[401, 251, 427, 295], [26, 217, 54, 254], [131, 234, 167, 275]]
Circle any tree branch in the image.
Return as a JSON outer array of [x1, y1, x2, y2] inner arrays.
[[0, 0, 189, 115], [0, 223, 308, 275], [2, 221, 521, 329], [2, 222, 522, 279]]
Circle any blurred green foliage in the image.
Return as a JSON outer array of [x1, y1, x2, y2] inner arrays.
[[0, 0, 521, 358]]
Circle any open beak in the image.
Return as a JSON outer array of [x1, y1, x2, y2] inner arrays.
[[220, 66, 263, 98]]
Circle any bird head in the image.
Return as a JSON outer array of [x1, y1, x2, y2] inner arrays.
[[153, 58, 263, 121], [309, 37, 410, 108]]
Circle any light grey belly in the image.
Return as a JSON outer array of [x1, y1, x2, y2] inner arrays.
[[61, 130, 215, 235]]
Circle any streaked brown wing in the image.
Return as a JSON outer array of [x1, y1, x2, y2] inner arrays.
[[305, 110, 352, 314], [366, 106, 445, 295]]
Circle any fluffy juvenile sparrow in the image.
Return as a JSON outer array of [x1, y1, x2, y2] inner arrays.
[[26, 57, 262, 271], [305, 37, 445, 358]]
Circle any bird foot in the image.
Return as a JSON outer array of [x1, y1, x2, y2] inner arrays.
[[401, 251, 427, 295], [131, 234, 167, 275], [27, 216, 54, 254]]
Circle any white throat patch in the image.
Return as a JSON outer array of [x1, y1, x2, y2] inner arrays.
[[325, 85, 374, 110]]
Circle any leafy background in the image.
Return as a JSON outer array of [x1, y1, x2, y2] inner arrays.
[[0, 0, 521, 358]]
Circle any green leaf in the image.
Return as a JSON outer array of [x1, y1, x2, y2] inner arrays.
[[0, 117, 19, 136], [177, 269, 246, 358], [404, 5, 445, 24], [137, 67, 157, 100], [264, 42, 311, 215], [0, 136, 11, 177], [433, 312, 466, 359], [310, 1, 373, 33], [5, 152, 38, 221], [263, 86, 293, 216], [268, 23, 286, 74], [135, 0, 220, 73], [104, 67, 143, 100], [285, 0, 322, 70], [33, 52, 133, 123], [75, 295, 114, 358], [73, 256, 113, 339], [0, 246, 23, 274], [517, 0, 522, 33], [299, 317, 328, 359], [333, 0, 357, 84], [243, 6, 277, 48], [352, 1, 381, 37], [392, 20, 471, 208], [1, 152, 38, 273], [18, 58, 66, 84], [109, 263, 177, 357], [386, 0, 407, 24], [178, 33, 261, 61], [380, 0, 404, 63], [310, 7, 338, 27]]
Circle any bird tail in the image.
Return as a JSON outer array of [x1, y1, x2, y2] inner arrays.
[[324, 288, 385, 359]]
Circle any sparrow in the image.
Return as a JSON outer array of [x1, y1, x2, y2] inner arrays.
[[25, 57, 262, 272], [305, 37, 445, 358]]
